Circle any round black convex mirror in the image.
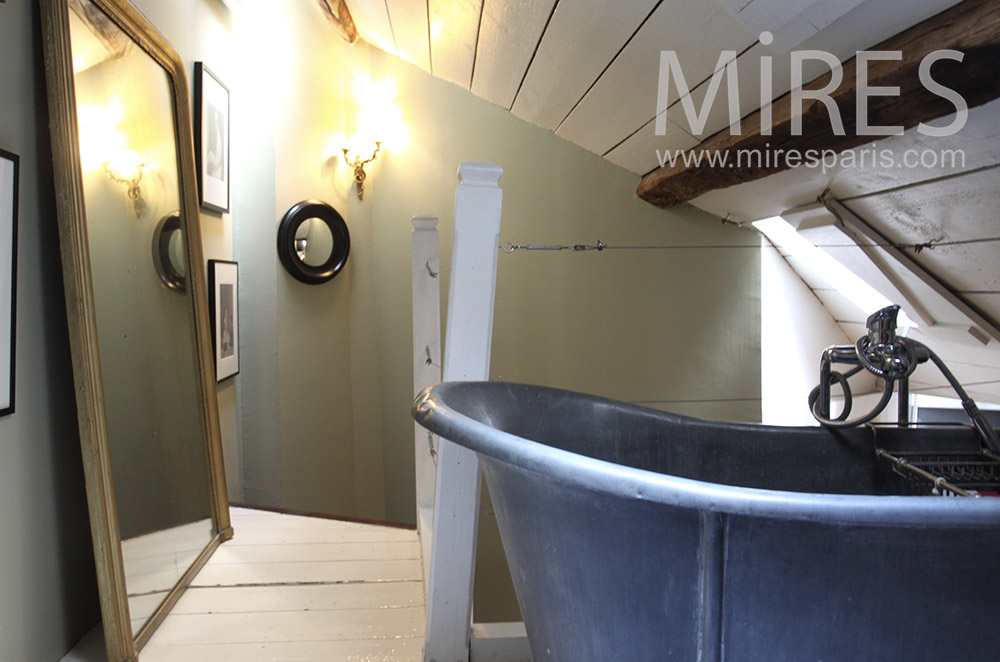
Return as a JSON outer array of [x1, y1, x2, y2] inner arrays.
[[277, 200, 350, 284]]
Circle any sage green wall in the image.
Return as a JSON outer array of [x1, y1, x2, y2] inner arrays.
[[364, 47, 762, 523], [226, 0, 760, 621], [360, 46, 761, 620], [0, 3, 100, 660], [231, 0, 387, 517]]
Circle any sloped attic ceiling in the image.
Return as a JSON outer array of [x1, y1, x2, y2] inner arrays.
[[343, 0, 964, 173], [340, 0, 999, 404]]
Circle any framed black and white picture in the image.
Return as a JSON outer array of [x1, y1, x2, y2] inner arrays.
[[194, 63, 229, 213], [208, 260, 239, 382], [1, 149, 18, 416]]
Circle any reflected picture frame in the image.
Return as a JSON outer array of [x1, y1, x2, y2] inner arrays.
[[194, 63, 229, 213], [0, 148, 18, 417], [208, 260, 239, 382]]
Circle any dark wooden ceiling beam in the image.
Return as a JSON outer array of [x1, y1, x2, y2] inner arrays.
[[318, 0, 358, 44], [637, 0, 1000, 209]]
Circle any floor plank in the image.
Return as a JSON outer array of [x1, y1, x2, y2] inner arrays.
[[62, 507, 428, 661], [191, 559, 422, 586], [207, 540, 420, 564], [171, 582, 424, 614], [138, 637, 424, 662], [148, 607, 424, 645], [226, 526, 415, 546]]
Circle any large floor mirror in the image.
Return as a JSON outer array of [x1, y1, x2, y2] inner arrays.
[[40, 0, 232, 659]]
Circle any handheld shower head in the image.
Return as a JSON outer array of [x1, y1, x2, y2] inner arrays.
[[866, 304, 900, 348]]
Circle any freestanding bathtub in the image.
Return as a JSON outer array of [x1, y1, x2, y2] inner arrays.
[[413, 381, 1000, 662]]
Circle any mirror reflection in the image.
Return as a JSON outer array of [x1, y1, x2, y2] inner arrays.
[[68, 0, 214, 634], [294, 217, 335, 266], [152, 212, 186, 291]]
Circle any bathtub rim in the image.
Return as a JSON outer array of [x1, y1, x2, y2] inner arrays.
[[413, 381, 1000, 528]]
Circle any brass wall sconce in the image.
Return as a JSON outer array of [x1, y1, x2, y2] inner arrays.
[[341, 141, 381, 201], [337, 75, 407, 202], [102, 159, 147, 216]]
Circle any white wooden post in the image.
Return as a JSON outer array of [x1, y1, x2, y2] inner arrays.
[[412, 215, 442, 591], [424, 163, 504, 662]]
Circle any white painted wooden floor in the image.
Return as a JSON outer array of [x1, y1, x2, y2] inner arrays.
[[62, 507, 425, 661]]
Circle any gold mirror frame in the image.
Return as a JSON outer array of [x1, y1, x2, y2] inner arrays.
[[40, 1, 232, 660]]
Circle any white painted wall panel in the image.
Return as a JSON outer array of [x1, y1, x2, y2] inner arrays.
[[812, 288, 867, 323], [761, 240, 852, 425], [428, 0, 482, 87], [471, 0, 558, 108], [386, 0, 431, 72], [734, 0, 820, 33], [607, 35, 832, 173], [690, 98, 1000, 224], [800, 0, 869, 31], [795, 0, 964, 63], [844, 169, 1000, 294], [349, 0, 399, 56], [664, 41, 805, 141], [556, 0, 754, 156], [511, 0, 659, 130], [604, 115, 699, 175]]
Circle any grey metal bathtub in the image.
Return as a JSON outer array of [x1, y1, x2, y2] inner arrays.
[[413, 381, 1000, 662]]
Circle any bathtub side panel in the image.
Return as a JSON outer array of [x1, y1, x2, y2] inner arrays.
[[721, 515, 1000, 662], [482, 458, 707, 662]]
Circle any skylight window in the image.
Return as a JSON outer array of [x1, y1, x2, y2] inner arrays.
[[753, 215, 916, 330]]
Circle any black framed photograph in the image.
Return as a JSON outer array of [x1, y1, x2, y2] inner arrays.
[[194, 63, 229, 213], [0, 149, 18, 416], [208, 260, 239, 382]]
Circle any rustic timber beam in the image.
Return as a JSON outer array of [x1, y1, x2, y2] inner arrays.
[[317, 0, 358, 44], [637, 0, 1000, 209]]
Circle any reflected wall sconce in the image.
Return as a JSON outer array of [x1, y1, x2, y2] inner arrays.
[[102, 158, 147, 216], [78, 100, 150, 216], [341, 141, 380, 201]]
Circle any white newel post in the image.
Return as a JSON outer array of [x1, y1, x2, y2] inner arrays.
[[412, 215, 442, 592], [424, 163, 504, 662]]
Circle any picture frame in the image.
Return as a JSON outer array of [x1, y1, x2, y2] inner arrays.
[[0, 149, 18, 417], [194, 63, 229, 213], [208, 260, 239, 382]]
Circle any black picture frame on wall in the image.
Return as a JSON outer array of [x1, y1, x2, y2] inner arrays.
[[1, 148, 19, 417], [208, 260, 239, 382], [194, 62, 229, 213]]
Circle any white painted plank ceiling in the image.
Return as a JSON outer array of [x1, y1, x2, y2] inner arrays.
[[345, 0, 963, 172], [471, 0, 559, 108], [341, 0, 999, 401], [386, 0, 432, 72], [510, 0, 659, 130], [427, 0, 481, 86], [348, 0, 398, 57], [555, 0, 754, 157]]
